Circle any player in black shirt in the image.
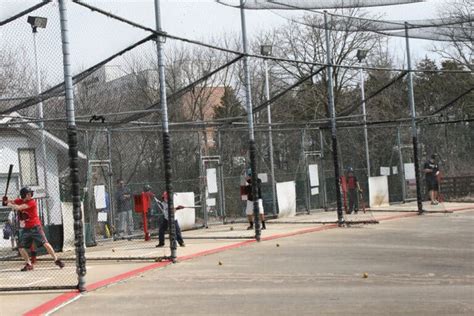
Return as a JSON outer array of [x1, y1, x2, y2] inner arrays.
[[423, 154, 440, 205]]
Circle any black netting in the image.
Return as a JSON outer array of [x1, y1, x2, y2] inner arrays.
[[217, 0, 424, 10]]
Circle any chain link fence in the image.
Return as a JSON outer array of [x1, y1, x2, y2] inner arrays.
[[1, 0, 472, 291]]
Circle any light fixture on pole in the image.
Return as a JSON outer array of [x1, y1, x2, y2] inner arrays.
[[28, 15, 50, 223], [260, 44, 273, 56], [27, 16, 48, 32], [356, 49, 368, 63], [357, 49, 371, 178], [260, 43, 277, 216]]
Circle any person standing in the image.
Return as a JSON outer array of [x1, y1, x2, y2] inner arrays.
[[5, 187, 64, 271], [345, 167, 362, 214], [115, 178, 134, 237], [423, 154, 440, 205], [155, 191, 185, 248], [244, 169, 266, 230]]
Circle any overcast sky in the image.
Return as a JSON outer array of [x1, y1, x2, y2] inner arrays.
[[1, 0, 448, 85]]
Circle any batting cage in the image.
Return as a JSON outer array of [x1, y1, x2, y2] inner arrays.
[[1, 0, 472, 291]]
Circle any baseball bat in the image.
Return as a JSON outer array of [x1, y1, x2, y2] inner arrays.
[[2, 164, 13, 206], [176, 205, 201, 209]]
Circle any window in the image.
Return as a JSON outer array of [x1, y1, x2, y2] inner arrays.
[[18, 148, 38, 186]]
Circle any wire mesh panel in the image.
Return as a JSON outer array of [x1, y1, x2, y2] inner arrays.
[[1, 0, 472, 292], [0, 1, 81, 291], [0, 125, 77, 290]]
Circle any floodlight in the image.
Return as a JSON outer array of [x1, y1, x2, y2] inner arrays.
[[260, 44, 273, 56], [27, 16, 48, 32], [357, 49, 368, 62]]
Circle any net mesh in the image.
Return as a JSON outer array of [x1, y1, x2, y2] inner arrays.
[[217, 0, 424, 10], [380, 25, 473, 42], [0, 0, 472, 292], [268, 7, 473, 42]]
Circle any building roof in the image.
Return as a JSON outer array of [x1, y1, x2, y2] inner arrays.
[[0, 112, 87, 159]]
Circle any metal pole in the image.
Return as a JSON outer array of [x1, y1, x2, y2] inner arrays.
[[263, 58, 277, 216], [359, 65, 371, 178], [106, 128, 115, 233], [58, 0, 86, 292], [324, 12, 344, 225], [319, 129, 328, 210], [217, 129, 226, 223], [240, 0, 260, 241], [397, 126, 407, 202], [198, 132, 207, 228], [32, 28, 50, 225], [154, 0, 177, 260], [404, 23, 424, 214], [302, 129, 310, 212]]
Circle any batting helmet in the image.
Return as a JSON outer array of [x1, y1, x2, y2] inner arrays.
[[20, 187, 34, 199]]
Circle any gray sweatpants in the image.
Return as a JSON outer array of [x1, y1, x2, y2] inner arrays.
[[118, 210, 134, 236]]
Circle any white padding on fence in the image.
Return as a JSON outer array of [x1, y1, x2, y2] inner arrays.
[[369, 176, 390, 207], [174, 192, 195, 230], [61, 202, 85, 251], [276, 181, 296, 218]]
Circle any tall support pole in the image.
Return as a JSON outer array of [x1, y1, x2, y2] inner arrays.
[[397, 126, 407, 202], [404, 23, 424, 214], [106, 128, 115, 231], [263, 58, 277, 216], [319, 129, 328, 210], [359, 65, 371, 178], [58, 0, 86, 292], [240, 0, 260, 241], [32, 28, 50, 224], [217, 129, 227, 223], [324, 12, 344, 225], [154, 0, 177, 260]]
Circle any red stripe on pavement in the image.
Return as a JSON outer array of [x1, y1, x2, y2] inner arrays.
[[261, 224, 339, 241], [24, 261, 172, 316], [377, 213, 419, 221], [86, 260, 171, 291], [178, 240, 255, 261], [24, 291, 79, 316]]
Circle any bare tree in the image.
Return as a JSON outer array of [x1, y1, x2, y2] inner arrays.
[[432, 0, 473, 70]]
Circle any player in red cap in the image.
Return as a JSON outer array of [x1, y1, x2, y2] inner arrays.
[[5, 187, 65, 271]]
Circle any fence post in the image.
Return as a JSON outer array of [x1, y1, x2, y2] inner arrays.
[[58, 0, 86, 291]]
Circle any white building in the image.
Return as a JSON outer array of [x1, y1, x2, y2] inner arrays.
[[0, 112, 86, 227]]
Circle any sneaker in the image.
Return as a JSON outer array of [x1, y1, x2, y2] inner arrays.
[[21, 263, 33, 271], [178, 241, 186, 247], [156, 243, 165, 248], [247, 224, 253, 230], [261, 222, 266, 230], [55, 259, 65, 269]]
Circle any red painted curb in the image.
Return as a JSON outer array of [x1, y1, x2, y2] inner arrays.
[[376, 212, 419, 221], [24, 210, 462, 315], [24, 292, 79, 316], [178, 240, 255, 262], [24, 260, 172, 316]]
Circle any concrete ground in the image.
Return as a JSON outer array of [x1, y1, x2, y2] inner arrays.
[[1, 202, 473, 315]]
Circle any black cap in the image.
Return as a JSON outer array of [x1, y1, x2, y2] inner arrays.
[[20, 187, 34, 199]]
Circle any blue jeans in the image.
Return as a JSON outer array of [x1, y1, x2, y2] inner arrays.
[[158, 218, 183, 245]]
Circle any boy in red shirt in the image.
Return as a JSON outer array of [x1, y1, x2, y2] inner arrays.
[[346, 167, 362, 214], [5, 187, 65, 271]]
